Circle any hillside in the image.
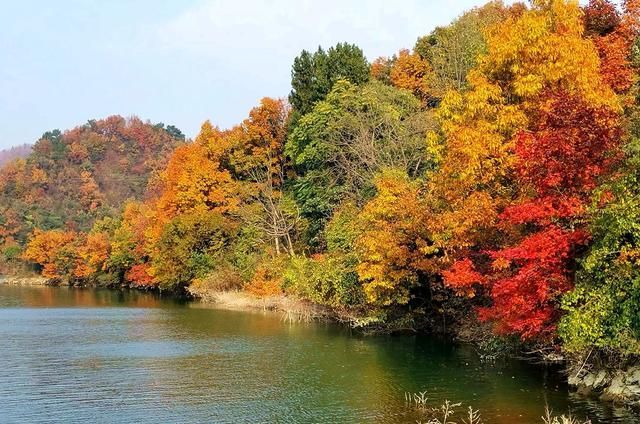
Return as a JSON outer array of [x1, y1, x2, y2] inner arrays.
[[0, 116, 185, 251], [0, 144, 32, 167]]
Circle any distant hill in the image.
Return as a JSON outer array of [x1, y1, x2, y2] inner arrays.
[[0, 144, 32, 167], [0, 116, 185, 245]]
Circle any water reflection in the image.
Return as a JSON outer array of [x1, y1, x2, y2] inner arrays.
[[0, 285, 638, 424]]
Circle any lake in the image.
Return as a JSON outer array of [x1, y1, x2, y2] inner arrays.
[[0, 285, 637, 424]]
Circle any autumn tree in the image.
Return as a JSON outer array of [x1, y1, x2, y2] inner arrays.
[[23, 229, 79, 280], [415, 1, 521, 98], [106, 201, 155, 286], [389, 49, 434, 105], [436, 0, 620, 340], [370, 56, 394, 85], [287, 80, 434, 246], [156, 122, 239, 218], [583, 0, 639, 95], [355, 170, 434, 307]]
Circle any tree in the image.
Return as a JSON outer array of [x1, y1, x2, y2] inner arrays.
[[107, 201, 154, 286], [584, 0, 640, 95], [156, 122, 239, 218], [435, 0, 620, 340], [287, 80, 434, 246], [560, 140, 640, 355], [226, 97, 289, 183], [355, 170, 433, 307], [415, 1, 521, 98], [389, 49, 434, 105], [22, 229, 78, 280], [150, 210, 232, 290], [289, 43, 369, 117], [583, 0, 621, 37]]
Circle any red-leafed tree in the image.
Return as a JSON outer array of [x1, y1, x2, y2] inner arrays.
[[584, 0, 640, 95], [445, 91, 623, 339]]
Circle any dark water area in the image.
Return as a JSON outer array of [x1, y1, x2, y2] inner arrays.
[[0, 285, 637, 423]]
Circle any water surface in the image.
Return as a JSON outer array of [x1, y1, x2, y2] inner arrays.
[[0, 285, 637, 423]]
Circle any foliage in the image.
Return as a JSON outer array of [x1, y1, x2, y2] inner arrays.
[[289, 43, 370, 117], [287, 80, 433, 246], [560, 141, 640, 355], [283, 254, 362, 308], [156, 123, 239, 218], [584, 0, 639, 95], [372, 49, 434, 105], [0, 116, 184, 251], [480, 91, 621, 340], [245, 256, 287, 297], [23, 229, 79, 280], [436, 0, 623, 340], [355, 170, 433, 306], [107, 201, 153, 285], [414, 1, 521, 98], [150, 210, 231, 290]]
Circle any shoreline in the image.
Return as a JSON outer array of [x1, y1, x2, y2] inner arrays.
[[2, 278, 639, 409], [0, 275, 50, 286], [189, 290, 335, 323]]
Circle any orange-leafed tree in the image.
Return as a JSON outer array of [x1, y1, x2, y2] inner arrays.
[[156, 122, 240, 219], [23, 229, 79, 280], [355, 170, 433, 306], [389, 49, 433, 105], [227, 97, 289, 184], [584, 0, 639, 96], [74, 230, 111, 279], [108, 201, 155, 286]]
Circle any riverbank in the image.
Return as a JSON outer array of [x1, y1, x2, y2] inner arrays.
[[0, 275, 50, 286], [569, 365, 640, 408], [188, 288, 335, 323]]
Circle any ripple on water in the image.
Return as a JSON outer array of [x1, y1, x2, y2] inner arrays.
[[0, 286, 639, 424]]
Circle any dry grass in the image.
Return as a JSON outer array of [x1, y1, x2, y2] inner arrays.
[[0, 275, 50, 286], [190, 289, 331, 322], [187, 267, 244, 298]]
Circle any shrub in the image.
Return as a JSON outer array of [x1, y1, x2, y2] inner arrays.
[[283, 254, 363, 308], [244, 256, 288, 297]]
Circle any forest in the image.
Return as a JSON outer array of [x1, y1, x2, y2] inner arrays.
[[0, 144, 32, 167], [1, 0, 640, 369]]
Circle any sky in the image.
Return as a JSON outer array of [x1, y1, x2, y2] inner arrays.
[[1, 0, 508, 149]]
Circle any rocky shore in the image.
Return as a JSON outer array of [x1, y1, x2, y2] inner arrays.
[[569, 365, 640, 407]]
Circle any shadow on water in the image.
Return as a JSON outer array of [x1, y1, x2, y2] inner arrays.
[[0, 285, 638, 423]]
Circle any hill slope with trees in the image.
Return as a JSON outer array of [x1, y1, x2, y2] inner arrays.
[[0, 116, 184, 272]]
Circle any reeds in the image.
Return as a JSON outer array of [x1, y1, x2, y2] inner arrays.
[[404, 391, 590, 424], [542, 406, 591, 424]]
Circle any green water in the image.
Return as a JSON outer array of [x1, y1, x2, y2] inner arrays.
[[0, 285, 637, 424]]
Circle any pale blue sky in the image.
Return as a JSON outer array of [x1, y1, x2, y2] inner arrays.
[[1, 0, 507, 149]]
